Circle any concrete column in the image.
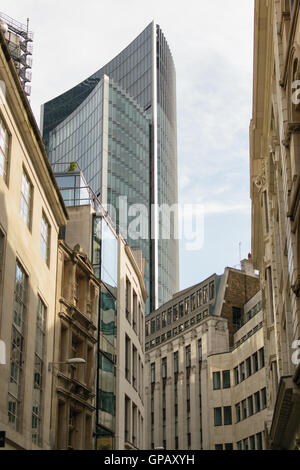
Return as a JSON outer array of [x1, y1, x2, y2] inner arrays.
[[165, 343, 174, 450], [154, 353, 161, 448], [190, 332, 201, 449], [178, 337, 186, 449]]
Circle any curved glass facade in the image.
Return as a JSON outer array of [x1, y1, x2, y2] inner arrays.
[[42, 21, 179, 312]]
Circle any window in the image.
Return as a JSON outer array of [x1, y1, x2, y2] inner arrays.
[[234, 366, 239, 385], [198, 339, 202, 361], [8, 261, 28, 431], [214, 407, 222, 426], [215, 444, 223, 450], [132, 292, 138, 332], [196, 289, 202, 307], [241, 399, 247, 420], [167, 308, 172, 325], [256, 432, 263, 450], [243, 438, 249, 450], [261, 388, 267, 409], [41, 213, 50, 265], [32, 297, 46, 445], [222, 370, 230, 389], [213, 372, 221, 390], [203, 286, 208, 303], [254, 391, 261, 413], [225, 443, 233, 450], [224, 406, 232, 425], [125, 335, 131, 382], [179, 301, 184, 317], [150, 318, 155, 334], [191, 293, 196, 311], [0, 115, 9, 183], [259, 348, 265, 368], [237, 441, 242, 450], [20, 170, 33, 229], [185, 345, 191, 368], [173, 304, 178, 322], [235, 403, 241, 423], [246, 357, 252, 377], [162, 311, 167, 328], [252, 352, 259, 373], [209, 282, 215, 300], [145, 321, 150, 337], [248, 395, 254, 416], [184, 297, 189, 314], [126, 279, 131, 321], [249, 435, 255, 450], [239, 362, 245, 381], [150, 362, 155, 384], [232, 307, 242, 330], [174, 351, 179, 374], [156, 313, 160, 331], [162, 357, 167, 379]]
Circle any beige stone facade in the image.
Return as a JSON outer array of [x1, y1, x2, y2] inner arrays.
[[250, 0, 300, 449], [0, 31, 67, 449], [144, 265, 265, 450], [50, 241, 100, 450]]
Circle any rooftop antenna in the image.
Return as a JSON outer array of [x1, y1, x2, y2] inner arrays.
[[239, 242, 242, 267]]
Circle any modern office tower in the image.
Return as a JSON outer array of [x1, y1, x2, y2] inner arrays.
[[250, 0, 300, 450], [41, 22, 179, 313], [144, 263, 266, 450], [0, 12, 33, 97], [58, 173, 146, 450], [0, 30, 67, 449]]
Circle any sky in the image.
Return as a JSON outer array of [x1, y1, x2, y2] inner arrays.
[[0, 0, 255, 291]]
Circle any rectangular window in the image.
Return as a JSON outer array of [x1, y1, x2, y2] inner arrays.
[[241, 399, 247, 420], [214, 407, 222, 426], [162, 357, 167, 379], [256, 432, 263, 450], [232, 307, 242, 330], [237, 441, 242, 450], [132, 292, 137, 332], [222, 370, 230, 389], [145, 321, 150, 337], [150, 318, 155, 335], [234, 366, 239, 385], [125, 335, 131, 382], [261, 388, 267, 409], [249, 435, 255, 450], [8, 261, 28, 431], [162, 311, 167, 328], [185, 345, 191, 368], [0, 115, 9, 184], [32, 297, 46, 446], [173, 304, 178, 322], [156, 313, 160, 331], [225, 443, 233, 450], [198, 339, 202, 361], [126, 279, 131, 321], [235, 403, 241, 423], [41, 213, 50, 265], [167, 308, 172, 325], [215, 444, 223, 450], [259, 347, 265, 368], [203, 286, 208, 303], [248, 395, 254, 416], [213, 372, 221, 390], [246, 357, 252, 377], [20, 170, 33, 229], [223, 406, 232, 425], [209, 282, 215, 300], [184, 297, 189, 314], [239, 362, 245, 381], [151, 362, 155, 384], [243, 438, 249, 450], [174, 351, 179, 374], [179, 301, 184, 317], [197, 289, 202, 307], [254, 391, 261, 413], [252, 352, 259, 373], [191, 293, 196, 311]]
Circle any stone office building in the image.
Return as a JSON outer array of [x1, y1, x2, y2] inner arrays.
[[0, 29, 67, 449], [144, 262, 266, 450], [250, 0, 300, 449]]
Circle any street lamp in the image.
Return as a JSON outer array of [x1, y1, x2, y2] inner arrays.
[[48, 357, 86, 372]]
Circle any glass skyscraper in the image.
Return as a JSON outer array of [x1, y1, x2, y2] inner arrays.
[[41, 21, 179, 313]]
